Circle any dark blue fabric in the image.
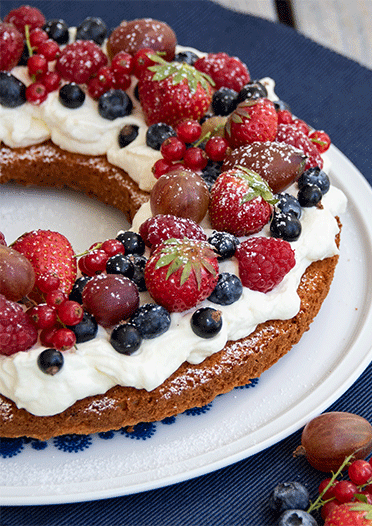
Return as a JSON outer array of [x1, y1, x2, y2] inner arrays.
[[1, 1, 371, 524]]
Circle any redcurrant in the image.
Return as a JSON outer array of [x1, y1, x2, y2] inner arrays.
[[25, 81, 48, 104], [40, 71, 61, 92], [333, 480, 358, 503], [29, 304, 57, 329], [309, 130, 331, 154], [27, 54, 48, 78], [45, 289, 68, 308], [37, 39, 60, 61], [111, 51, 134, 76], [160, 136, 186, 162], [133, 48, 156, 78], [176, 119, 202, 143], [348, 459, 372, 486], [183, 147, 208, 170], [205, 136, 229, 162], [57, 300, 84, 326], [52, 328, 76, 351], [101, 239, 125, 257]]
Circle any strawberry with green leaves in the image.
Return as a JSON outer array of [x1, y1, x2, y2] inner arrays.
[[12, 229, 77, 296], [145, 238, 219, 312], [138, 54, 213, 127], [324, 502, 372, 525], [225, 98, 278, 148], [209, 166, 277, 236]]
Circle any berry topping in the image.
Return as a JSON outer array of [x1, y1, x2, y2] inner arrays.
[[298, 167, 330, 195], [43, 19, 69, 44], [98, 89, 133, 120], [25, 81, 48, 105], [128, 255, 147, 292], [324, 502, 372, 525], [68, 311, 98, 344], [297, 184, 323, 207], [69, 276, 92, 304], [194, 52, 250, 92], [0, 294, 38, 356], [107, 18, 177, 62], [55, 40, 108, 84], [12, 230, 77, 296], [174, 50, 199, 65], [225, 98, 278, 148], [275, 193, 302, 219], [309, 129, 331, 154], [176, 119, 202, 143], [129, 303, 171, 339], [190, 307, 223, 339], [276, 123, 324, 170], [146, 122, 177, 150], [139, 214, 207, 248], [106, 254, 134, 279], [118, 124, 139, 147], [0, 23, 24, 71], [236, 237, 295, 293], [209, 167, 275, 236], [237, 80, 268, 103], [269, 482, 310, 514], [277, 510, 318, 526], [0, 72, 26, 108], [4, 5, 45, 35], [37, 348, 64, 376], [116, 231, 145, 256], [110, 323, 142, 355], [222, 141, 306, 194], [212, 87, 239, 116], [75, 16, 107, 45], [208, 272, 243, 305], [0, 244, 35, 301], [270, 210, 302, 242], [150, 169, 210, 224], [144, 238, 219, 312], [207, 231, 239, 261], [82, 274, 139, 327], [57, 300, 84, 326], [52, 327, 76, 351], [138, 55, 213, 127], [59, 83, 86, 109]]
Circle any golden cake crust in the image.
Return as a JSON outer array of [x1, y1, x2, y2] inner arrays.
[[0, 142, 340, 440]]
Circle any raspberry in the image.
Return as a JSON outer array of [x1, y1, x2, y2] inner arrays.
[[0, 23, 24, 71], [276, 123, 323, 170], [139, 214, 207, 248], [235, 237, 295, 293], [0, 294, 38, 355], [194, 52, 250, 92], [55, 40, 108, 84], [4, 5, 45, 35]]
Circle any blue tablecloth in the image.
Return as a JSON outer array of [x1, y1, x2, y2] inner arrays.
[[1, 1, 371, 524]]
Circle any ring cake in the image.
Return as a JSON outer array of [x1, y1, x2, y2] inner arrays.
[[0, 6, 347, 440]]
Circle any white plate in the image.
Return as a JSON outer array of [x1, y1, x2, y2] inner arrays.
[[1, 145, 372, 505]]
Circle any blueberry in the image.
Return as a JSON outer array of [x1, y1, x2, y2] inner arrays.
[[59, 83, 85, 109], [277, 510, 318, 526], [37, 348, 64, 375], [98, 90, 133, 120], [116, 231, 145, 256], [208, 273, 243, 305], [43, 19, 69, 44], [297, 184, 323, 207], [75, 17, 107, 45], [110, 323, 142, 355], [146, 123, 176, 150], [269, 482, 310, 514], [118, 124, 139, 147], [0, 72, 26, 108], [69, 276, 92, 304], [274, 99, 291, 112], [270, 211, 302, 241], [201, 161, 222, 189], [128, 255, 147, 292], [207, 231, 239, 260], [276, 193, 302, 219], [298, 167, 330, 195], [130, 304, 171, 339], [191, 307, 223, 338], [237, 80, 268, 103], [173, 50, 199, 65], [68, 311, 98, 343], [106, 254, 134, 279], [212, 87, 239, 116]]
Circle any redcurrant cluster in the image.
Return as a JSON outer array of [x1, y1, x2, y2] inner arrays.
[[25, 26, 61, 104], [77, 238, 125, 276], [277, 109, 331, 154], [312, 457, 372, 521], [28, 272, 83, 351], [152, 119, 230, 179]]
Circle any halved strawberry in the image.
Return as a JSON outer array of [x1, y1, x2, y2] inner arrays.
[[12, 230, 77, 296], [138, 54, 213, 127], [209, 167, 276, 236], [324, 502, 372, 525], [144, 238, 219, 312]]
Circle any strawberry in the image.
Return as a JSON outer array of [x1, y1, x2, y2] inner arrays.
[[139, 214, 207, 248], [209, 167, 276, 236], [225, 98, 278, 148], [0, 23, 24, 71], [55, 41, 108, 84], [138, 54, 213, 127], [11, 230, 77, 296], [144, 238, 219, 312], [4, 5, 45, 35], [309, 129, 331, 153], [324, 502, 372, 525], [194, 52, 250, 92], [276, 123, 324, 170]]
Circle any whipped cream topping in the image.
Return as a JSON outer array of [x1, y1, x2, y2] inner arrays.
[[0, 37, 347, 417]]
